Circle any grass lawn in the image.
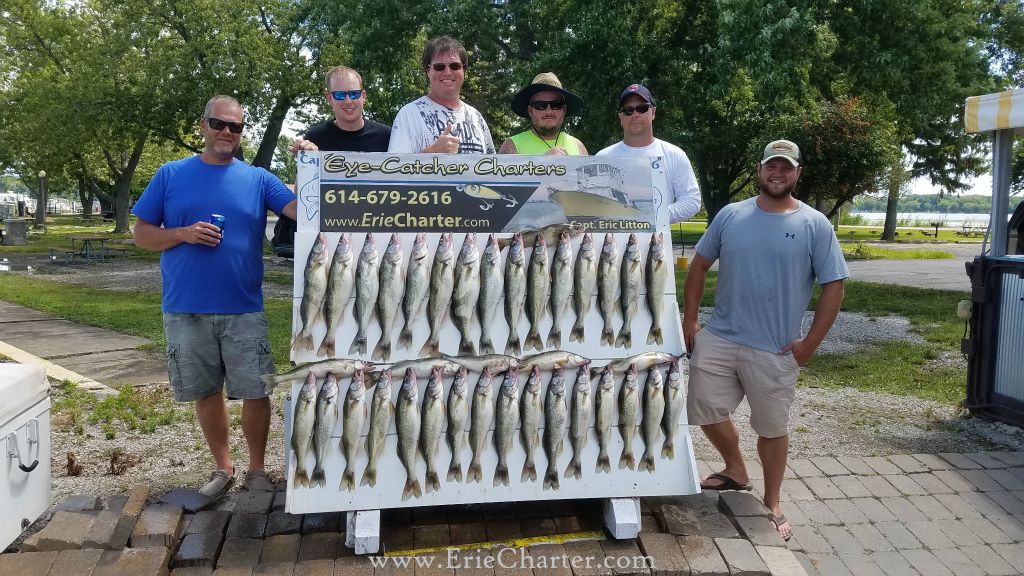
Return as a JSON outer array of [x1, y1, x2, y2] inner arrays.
[[0, 214, 144, 256], [842, 244, 953, 260], [677, 269, 967, 404]]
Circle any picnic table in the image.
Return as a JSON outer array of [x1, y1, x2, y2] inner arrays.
[[956, 223, 987, 237], [67, 234, 109, 260]]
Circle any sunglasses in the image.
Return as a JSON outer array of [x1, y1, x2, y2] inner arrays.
[[530, 100, 565, 111], [206, 117, 245, 134], [330, 90, 363, 101], [619, 104, 652, 116], [430, 62, 464, 72]]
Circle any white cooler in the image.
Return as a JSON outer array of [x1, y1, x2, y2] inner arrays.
[[0, 364, 51, 551]]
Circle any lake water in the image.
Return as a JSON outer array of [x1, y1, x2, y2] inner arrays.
[[850, 212, 991, 227]]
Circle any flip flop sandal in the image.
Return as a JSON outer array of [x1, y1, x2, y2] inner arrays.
[[770, 513, 792, 542], [700, 472, 753, 491]]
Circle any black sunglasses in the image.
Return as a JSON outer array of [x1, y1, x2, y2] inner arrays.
[[330, 90, 363, 101], [619, 104, 652, 116], [430, 62, 464, 72], [530, 100, 565, 111], [206, 117, 245, 134]]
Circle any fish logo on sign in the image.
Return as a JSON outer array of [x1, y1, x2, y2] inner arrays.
[[456, 184, 519, 211]]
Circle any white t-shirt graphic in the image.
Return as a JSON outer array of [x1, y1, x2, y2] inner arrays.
[[388, 96, 496, 154]]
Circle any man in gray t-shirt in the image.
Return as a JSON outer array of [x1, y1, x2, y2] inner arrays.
[[683, 139, 849, 541]]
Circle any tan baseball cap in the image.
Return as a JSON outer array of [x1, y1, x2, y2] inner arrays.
[[761, 139, 800, 166]]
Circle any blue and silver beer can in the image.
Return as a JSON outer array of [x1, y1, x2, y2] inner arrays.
[[209, 214, 226, 231]]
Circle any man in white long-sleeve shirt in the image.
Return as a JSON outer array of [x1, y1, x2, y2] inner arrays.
[[597, 84, 701, 223]]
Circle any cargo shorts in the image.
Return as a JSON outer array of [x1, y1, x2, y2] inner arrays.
[[163, 312, 275, 402], [686, 328, 799, 438]]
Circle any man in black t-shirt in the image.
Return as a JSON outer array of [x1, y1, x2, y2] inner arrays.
[[275, 66, 391, 255]]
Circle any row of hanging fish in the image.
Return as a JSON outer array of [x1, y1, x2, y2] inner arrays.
[[290, 224, 670, 361], [289, 351, 684, 500]]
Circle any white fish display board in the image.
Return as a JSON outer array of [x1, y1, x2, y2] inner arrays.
[[285, 152, 699, 513]]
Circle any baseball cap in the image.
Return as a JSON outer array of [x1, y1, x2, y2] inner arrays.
[[619, 84, 654, 106], [761, 139, 800, 166]]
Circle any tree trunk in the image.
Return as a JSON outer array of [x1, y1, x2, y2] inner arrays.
[[33, 174, 47, 226], [78, 176, 94, 219], [111, 135, 148, 234], [251, 93, 295, 169], [882, 170, 901, 241]]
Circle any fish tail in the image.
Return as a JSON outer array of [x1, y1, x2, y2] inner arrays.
[[425, 471, 440, 494], [494, 465, 509, 487], [348, 333, 364, 355], [419, 337, 440, 358], [521, 460, 537, 483], [647, 325, 663, 346], [371, 338, 391, 362], [596, 452, 610, 474], [309, 466, 326, 488], [504, 334, 521, 356], [467, 462, 482, 483], [600, 327, 614, 346], [260, 373, 279, 395], [447, 460, 463, 483], [543, 467, 560, 490], [359, 466, 376, 487], [402, 478, 422, 501], [619, 451, 635, 471], [292, 330, 314, 352], [638, 451, 654, 472], [564, 459, 578, 479], [293, 466, 309, 488], [546, 327, 561, 349], [661, 438, 674, 460], [569, 321, 585, 343], [315, 336, 335, 358], [341, 469, 355, 491], [459, 337, 477, 356], [524, 329, 543, 352], [397, 325, 413, 351], [614, 328, 631, 349], [479, 337, 495, 355]]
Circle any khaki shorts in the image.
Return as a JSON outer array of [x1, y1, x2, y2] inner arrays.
[[686, 328, 799, 438], [164, 312, 275, 402]]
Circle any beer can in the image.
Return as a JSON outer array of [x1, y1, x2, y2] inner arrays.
[[209, 214, 226, 231]]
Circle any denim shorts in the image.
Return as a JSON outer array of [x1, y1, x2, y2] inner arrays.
[[164, 312, 275, 402]]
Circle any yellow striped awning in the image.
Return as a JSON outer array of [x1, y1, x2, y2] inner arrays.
[[965, 89, 1024, 133]]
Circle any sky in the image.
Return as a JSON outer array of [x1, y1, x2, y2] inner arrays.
[[909, 174, 993, 196]]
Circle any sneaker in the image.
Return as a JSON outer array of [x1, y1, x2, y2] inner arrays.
[[244, 469, 274, 492], [199, 468, 235, 498]]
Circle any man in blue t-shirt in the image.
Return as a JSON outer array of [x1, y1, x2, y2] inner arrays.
[[683, 139, 849, 541], [132, 95, 297, 499]]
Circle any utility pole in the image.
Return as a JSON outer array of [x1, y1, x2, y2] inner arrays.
[[34, 170, 48, 227]]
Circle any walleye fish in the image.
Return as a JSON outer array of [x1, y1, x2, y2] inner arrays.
[[262, 358, 376, 392], [593, 352, 677, 379], [565, 365, 592, 480], [310, 372, 338, 488], [639, 366, 666, 473], [646, 232, 668, 345], [446, 367, 470, 482], [290, 373, 318, 487], [524, 234, 550, 352], [477, 234, 503, 354], [661, 359, 685, 459], [317, 233, 355, 357], [543, 368, 568, 490], [493, 368, 521, 487], [442, 353, 520, 375], [466, 367, 495, 483], [386, 357, 463, 380], [420, 367, 446, 494], [399, 232, 430, 351], [569, 232, 596, 343], [396, 368, 422, 500], [360, 369, 392, 487], [498, 222, 585, 250], [372, 233, 405, 362], [594, 366, 615, 474], [616, 233, 643, 349], [503, 233, 527, 355], [520, 365, 543, 482], [547, 232, 573, 348], [349, 233, 380, 355], [293, 233, 330, 353], [421, 232, 456, 357], [339, 371, 366, 491], [520, 350, 590, 373], [597, 233, 619, 346], [618, 364, 640, 470], [452, 233, 481, 356]]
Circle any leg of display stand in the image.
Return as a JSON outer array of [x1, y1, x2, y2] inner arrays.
[[603, 498, 641, 539], [345, 510, 381, 555]]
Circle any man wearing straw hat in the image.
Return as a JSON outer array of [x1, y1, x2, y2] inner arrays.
[[499, 72, 588, 156]]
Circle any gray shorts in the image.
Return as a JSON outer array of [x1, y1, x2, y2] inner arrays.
[[164, 312, 275, 402]]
